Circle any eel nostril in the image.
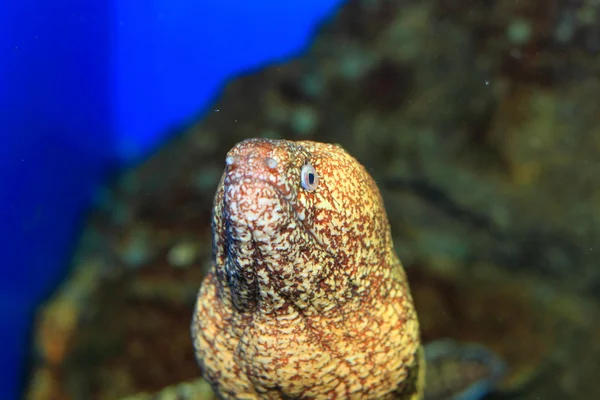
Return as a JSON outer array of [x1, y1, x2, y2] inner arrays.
[[225, 155, 237, 166], [265, 157, 278, 169]]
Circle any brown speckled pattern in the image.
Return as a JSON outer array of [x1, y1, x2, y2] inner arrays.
[[191, 138, 424, 399]]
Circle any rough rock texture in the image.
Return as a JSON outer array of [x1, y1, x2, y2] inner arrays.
[[24, 0, 600, 399], [192, 139, 423, 399]]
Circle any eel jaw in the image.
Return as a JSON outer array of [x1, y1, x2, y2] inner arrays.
[[220, 176, 293, 313]]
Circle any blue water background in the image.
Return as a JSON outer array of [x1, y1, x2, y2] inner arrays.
[[0, 1, 342, 398]]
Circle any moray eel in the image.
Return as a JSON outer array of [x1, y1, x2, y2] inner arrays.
[[191, 138, 424, 399]]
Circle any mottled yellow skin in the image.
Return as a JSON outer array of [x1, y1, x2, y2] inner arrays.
[[192, 138, 424, 399]]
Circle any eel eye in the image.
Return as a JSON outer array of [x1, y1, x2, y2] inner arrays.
[[300, 163, 319, 191]]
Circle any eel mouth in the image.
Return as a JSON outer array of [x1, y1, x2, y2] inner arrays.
[[219, 177, 293, 312]]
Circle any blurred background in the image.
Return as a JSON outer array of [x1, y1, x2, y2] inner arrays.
[[3, 0, 600, 399]]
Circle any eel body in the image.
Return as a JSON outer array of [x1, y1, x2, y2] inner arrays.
[[191, 138, 424, 399]]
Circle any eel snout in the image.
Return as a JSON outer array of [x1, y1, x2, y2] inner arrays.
[[224, 176, 290, 240], [222, 139, 297, 238]]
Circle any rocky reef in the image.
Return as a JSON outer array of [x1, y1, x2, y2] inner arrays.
[[25, 0, 600, 399]]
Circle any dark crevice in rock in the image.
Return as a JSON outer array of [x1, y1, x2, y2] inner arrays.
[[383, 176, 583, 280], [383, 177, 496, 232]]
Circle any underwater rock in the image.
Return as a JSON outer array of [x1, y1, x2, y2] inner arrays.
[[423, 338, 506, 400]]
